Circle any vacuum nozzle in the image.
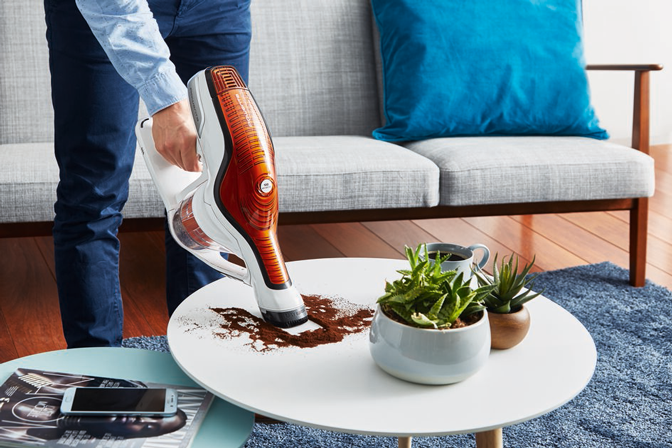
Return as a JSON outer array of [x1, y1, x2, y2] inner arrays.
[[261, 306, 309, 328]]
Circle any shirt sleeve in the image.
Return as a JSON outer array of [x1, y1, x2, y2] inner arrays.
[[75, 0, 186, 115]]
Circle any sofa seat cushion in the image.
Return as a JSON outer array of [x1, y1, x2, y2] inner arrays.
[[0, 143, 164, 223], [402, 137, 655, 206], [274, 136, 439, 212], [1, 143, 59, 223]]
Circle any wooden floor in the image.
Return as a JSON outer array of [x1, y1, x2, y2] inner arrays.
[[1, 145, 671, 364]]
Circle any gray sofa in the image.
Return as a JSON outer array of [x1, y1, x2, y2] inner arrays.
[[0, 0, 660, 286]]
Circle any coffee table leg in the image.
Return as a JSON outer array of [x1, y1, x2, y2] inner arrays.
[[475, 428, 503, 448], [398, 436, 412, 448]]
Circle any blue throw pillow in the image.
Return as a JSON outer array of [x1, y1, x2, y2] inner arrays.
[[371, 0, 608, 142]]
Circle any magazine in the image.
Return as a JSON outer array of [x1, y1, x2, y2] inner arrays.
[[0, 368, 214, 448]]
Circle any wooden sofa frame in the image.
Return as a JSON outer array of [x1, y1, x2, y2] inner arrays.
[[0, 64, 661, 287]]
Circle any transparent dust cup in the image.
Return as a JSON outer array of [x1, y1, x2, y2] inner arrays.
[[171, 194, 230, 253]]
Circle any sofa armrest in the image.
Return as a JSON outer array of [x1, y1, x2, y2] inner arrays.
[[586, 63, 664, 154], [586, 64, 663, 71], [586, 63, 663, 287]]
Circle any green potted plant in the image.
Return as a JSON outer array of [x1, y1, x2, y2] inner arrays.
[[368, 243, 495, 385], [474, 253, 542, 349]]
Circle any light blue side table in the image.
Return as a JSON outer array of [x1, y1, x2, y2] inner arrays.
[[0, 347, 253, 447]]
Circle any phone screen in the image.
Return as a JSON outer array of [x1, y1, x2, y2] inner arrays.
[[71, 388, 167, 413]]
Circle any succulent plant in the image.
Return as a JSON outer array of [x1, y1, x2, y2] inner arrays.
[[377, 244, 495, 329], [474, 253, 542, 314]]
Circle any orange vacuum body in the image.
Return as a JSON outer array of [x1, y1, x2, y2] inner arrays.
[[136, 66, 308, 328], [209, 67, 289, 288]]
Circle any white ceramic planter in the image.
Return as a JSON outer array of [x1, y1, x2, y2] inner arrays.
[[369, 306, 491, 385]]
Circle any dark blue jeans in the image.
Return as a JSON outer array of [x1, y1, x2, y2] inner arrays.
[[44, 0, 251, 348]]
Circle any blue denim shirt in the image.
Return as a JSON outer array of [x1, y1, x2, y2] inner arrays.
[[75, 0, 186, 116]]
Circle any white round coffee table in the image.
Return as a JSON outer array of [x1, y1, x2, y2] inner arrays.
[[168, 258, 596, 447]]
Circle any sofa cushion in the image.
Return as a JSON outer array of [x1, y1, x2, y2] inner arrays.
[[0, 0, 53, 145], [403, 137, 654, 206], [0, 143, 59, 223], [370, 0, 607, 142], [274, 136, 439, 212], [249, 0, 382, 137], [0, 143, 164, 223], [1, 137, 440, 222]]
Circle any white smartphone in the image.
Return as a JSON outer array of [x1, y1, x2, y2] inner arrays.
[[60, 387, 178, 417]]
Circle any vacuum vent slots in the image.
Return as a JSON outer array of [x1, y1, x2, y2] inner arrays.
[[211, 66, 245, 93]]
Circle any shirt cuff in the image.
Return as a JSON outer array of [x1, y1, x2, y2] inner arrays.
[[138, 68, 188, 116]]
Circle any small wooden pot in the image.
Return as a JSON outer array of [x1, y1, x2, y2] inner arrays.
[[488, 305, 531, 350]]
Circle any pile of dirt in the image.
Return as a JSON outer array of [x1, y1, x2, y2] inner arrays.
[[210, 294, 374, 352]]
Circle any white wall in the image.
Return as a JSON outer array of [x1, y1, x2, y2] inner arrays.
[[583, 0, 672, 145]]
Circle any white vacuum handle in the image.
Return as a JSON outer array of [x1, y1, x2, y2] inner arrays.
[[177, 235, 249, 284], [136, 118, 204, 211], [136, 118, 251, 285]]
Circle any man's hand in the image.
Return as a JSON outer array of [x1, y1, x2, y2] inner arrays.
[[151, 99, 202, 172]]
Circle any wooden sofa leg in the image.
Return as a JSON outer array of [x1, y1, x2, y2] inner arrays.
[[630, 197, 648, 287]]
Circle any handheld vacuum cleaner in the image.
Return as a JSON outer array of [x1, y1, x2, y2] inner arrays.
[[135, 66, 308, 328]]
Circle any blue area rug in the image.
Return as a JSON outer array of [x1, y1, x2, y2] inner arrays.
[[124, 262, 672, 447]]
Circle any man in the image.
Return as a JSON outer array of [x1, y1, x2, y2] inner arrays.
[[44, 0, 251, 348]]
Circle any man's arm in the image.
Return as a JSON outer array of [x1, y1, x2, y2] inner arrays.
[[75, 0, 200, 171]]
